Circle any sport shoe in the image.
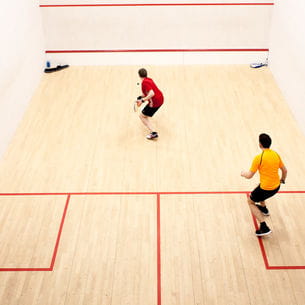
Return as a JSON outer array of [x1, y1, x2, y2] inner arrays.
[[256, 223, 272, 237], [146, 132, 158, 140], [256, 204, 270, 216]]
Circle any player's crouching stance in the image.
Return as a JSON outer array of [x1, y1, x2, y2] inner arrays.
[[241, 133, 287, 237], [136, 68, 164, 140]]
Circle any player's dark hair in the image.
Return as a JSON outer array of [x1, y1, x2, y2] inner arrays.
[[259, 133, 272, 148], [138, 68, 147, 78]]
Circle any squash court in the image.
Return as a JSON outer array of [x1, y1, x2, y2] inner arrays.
[[1, 66, 305, 304]]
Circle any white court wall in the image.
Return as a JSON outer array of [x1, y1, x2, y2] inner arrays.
[[0, 1, 45, 158], [269, 0, 305, 136], [40, 0, 273, 65]]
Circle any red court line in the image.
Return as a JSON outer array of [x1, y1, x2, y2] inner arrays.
[[276, 191, 305, 194], [267, 265, 305, 270], [157, 194, 162, 305], [0, 267, 51, 272], [40, 3, 274, 7], [1, 191, 305, 273], [0, 194, 70, 272], [247, 193, 305, 270], [0, 191, 304, 196], [50, 194, 71, 270], [45, 48, 269, 54], [251, 213, 269, 269], [0, 191, 249, 196], [0, 192, 70, 196]]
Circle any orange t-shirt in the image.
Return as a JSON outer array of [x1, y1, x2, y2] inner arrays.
[[250, 149, 284, 190]]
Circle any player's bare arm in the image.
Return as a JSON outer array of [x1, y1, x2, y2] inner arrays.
[[142, 89, 155, 106], [280, 165, 287, 183], [241, 170, 255, 179]]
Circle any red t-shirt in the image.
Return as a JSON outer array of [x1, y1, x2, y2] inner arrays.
[[141, 77, 164, 108]]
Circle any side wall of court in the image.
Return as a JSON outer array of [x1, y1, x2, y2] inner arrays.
[[0, 1, 45, 158], [269, 1, 305, 136]]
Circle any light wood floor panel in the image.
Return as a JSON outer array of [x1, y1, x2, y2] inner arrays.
[[263, 193, 305, 266], [0, 195, 157, 305], [161, 194, 250, 305], [0, 196, 66, 268], [1, 66, 305, 193], [161, 194, 298, 305], [68, 195, 156, 305], [1, 66, 305, 305], [62, 195, 157, 305]]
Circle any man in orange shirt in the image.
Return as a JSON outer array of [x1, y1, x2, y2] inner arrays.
[[241, 133, 287, 236]]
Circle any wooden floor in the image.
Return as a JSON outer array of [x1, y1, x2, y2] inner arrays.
[[1, 66, 305, 305]]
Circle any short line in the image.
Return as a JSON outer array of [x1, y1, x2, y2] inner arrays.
[[1, 190, 305, 196], [277, 191, 305, 194], [0, 192, 69, 196], [157, 191, 250, 194], [0, 191, 249, 196]]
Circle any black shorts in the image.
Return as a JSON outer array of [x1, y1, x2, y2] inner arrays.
[[142, 104, 161, 117], [250, 184, 280, 202]]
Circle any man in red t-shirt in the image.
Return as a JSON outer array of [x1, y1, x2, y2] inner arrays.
[[136, 68, 164, 139]]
